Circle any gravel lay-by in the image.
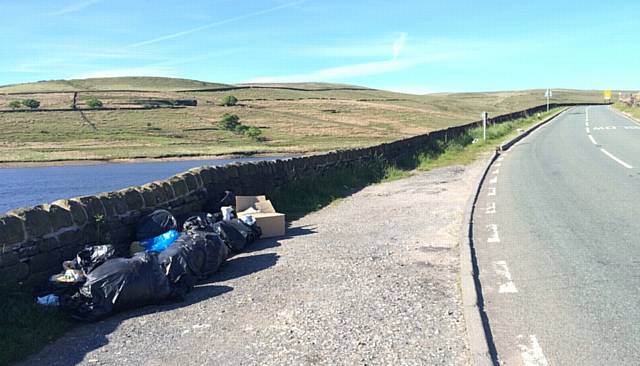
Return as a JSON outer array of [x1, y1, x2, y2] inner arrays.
[[19, 161, 485, 366]]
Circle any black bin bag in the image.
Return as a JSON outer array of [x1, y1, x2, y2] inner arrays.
[[60, 252, 172, 322], [159, 230, 229, 298], [69, 245, 116, 274], [212, 219, 262, 253], [136, 209, 177, 241]]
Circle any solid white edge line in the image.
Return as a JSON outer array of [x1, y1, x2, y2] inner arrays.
[[610, 105, 640, 127], [588, 135, 597, 145], [586, 127, 590, 133], [600, 148, 633, 169]]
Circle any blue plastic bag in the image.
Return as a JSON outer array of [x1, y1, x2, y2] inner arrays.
[[140, 229, 179, 253]]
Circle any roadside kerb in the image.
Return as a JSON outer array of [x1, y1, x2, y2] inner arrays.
[[459, 107, 570, 366], [499, 108, 567, 151]]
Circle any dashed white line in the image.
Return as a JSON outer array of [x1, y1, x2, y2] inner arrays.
[[585, 121, 589, 127], [600, 148, 633, 169], [494, 162, 502, 167], [486, 202, 496, 214], [487, 224, 500, 243], [588, 135, 597, 145], [489, 176, 498, 184], [497, 156, 504, 162], [492, 169, 500, 175], [518, 335, 549, 366], [487, 187, 496, 196], [585, 127, 590, 134], [493, 260, 518, 293], [586, 106, 590, 122]]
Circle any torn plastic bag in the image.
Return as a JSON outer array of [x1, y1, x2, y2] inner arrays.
[[136, 209, 177, 241], [63, 245, 116, 274], [212, 219, 261, 253], [159, 231, 229, 298], [181, 213, 217, 233], [59, 252, 172, 322]]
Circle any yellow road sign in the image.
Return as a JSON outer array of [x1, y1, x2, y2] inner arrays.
[[604, 90, 612, 100]]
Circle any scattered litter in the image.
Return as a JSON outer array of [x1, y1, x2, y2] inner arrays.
[[38, 191, 281, 321], [221, 206, 234, 222], [36, 294, 59, 306], [50, 269, 85, 284], [241, 215, 256, 226]]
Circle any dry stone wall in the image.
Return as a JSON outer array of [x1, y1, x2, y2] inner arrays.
[[0, 103, 600, 284]]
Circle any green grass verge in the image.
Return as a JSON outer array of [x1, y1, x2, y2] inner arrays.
[[412, 108, 561, 171], [270, 108, 562, 219], [613, 102, 640, 120], [0, 283, 74, 365]]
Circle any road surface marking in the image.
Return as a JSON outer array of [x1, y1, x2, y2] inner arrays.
[[518, 335, 549, 366], [488, 187, 496, 196], [585, 127, 590, 133], [489, 176, 498, 184], [585, 121, 589, 127], [497, 156, 504, 162], [623, 126, 640, 130], [493, 261, 518, 293], [588, 135, 597, 145], [492, 168, 500, 175], [486, 202, 496, 214], [600, 148, 633, 169], [593, 126, 616, 130], [586, 106, 590, 122], [494, 163, 502, 167], [487, 224, 500, 243]]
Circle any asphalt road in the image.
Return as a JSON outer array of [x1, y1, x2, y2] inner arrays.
[[473, 105, 640, 365]]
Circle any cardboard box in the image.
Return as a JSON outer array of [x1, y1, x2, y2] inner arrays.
[[236, 196, 285, 238]]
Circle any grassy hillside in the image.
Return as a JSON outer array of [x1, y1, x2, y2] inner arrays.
[[0, 77, 606, 164], [0, 77, 230, 93]]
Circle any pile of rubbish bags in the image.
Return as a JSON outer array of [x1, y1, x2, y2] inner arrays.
[[37, 196, 262, 322]]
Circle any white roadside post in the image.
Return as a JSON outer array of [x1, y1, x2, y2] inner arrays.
[[545, 89, 552, 111], [482, 111, 488, 141]]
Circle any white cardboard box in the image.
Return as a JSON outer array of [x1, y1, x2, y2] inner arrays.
[[236, 196, 286, 238]]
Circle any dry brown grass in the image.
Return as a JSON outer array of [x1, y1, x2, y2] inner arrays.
[[0, 78, 605, 163]]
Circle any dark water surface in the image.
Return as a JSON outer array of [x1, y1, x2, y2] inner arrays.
[[0, 157, 287, 214]]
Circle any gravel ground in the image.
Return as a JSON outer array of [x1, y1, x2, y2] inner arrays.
[[19, 161, 484, 366]]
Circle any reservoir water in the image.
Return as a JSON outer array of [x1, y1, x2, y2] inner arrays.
[[0, 157, 286, 214]]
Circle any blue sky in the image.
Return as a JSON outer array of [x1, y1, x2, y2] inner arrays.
[[1, 0, 638, 93]]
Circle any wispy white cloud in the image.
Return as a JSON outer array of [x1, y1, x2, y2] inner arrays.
[[127, 0, 310, 48], [49, 0, 102, 16], [246, 32, 459, 83], [245, 54, 454, 83], [392, 32, 407, 60]]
